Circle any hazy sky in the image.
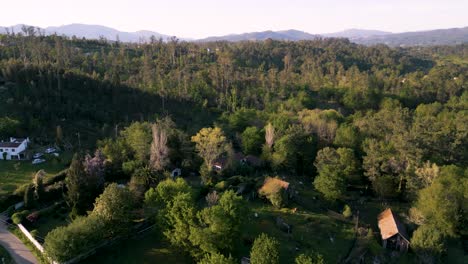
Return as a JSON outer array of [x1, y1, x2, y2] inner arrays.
[[1, 0, 467, 38]]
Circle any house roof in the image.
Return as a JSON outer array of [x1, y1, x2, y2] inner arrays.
[[378, 208, 409, 242], [0, 138, 27, 148], [0, 142, 22, 148]]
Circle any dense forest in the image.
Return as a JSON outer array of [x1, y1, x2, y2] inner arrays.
[[0, 27, 467, 264]]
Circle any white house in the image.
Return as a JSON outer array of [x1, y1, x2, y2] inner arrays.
[[0, 137, 30, 160]]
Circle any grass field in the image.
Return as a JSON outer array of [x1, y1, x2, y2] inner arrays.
[[85, 230, 192, 264], [0, 152, 72, 197], [239, 202, 355, 263]]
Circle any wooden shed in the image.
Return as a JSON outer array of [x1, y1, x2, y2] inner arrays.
[[377, 208, 410, 252]]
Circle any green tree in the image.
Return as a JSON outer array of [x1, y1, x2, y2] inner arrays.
[[295, 252, 324, 264], [333, 123, 360, 149], [164, 193, 197, 254], [92, 183, 135, 226], [241, 126, 263, 155], [190, 190, 247, 256], [121, 122, 152, 163], [414, 165, 467, 237], [23, 184, 35, 208], [66, 153, 101, 214], [191, 127, 229, 170], [250, 233, 280, 264], [411, 224, 445, 262], [313, 147, 359, 200], [0, 117, 20, 138], [271, 125, 315, 175]]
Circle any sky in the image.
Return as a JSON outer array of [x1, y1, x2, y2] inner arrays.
[[1, 0, 467, 38]]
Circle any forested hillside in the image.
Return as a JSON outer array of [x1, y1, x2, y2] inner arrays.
[[0, 28, 467, 263]]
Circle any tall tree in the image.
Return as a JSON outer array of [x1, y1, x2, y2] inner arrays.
[[150, 123, 169, 171], [191, 127, 229, 170], [313, 147, 359, 200]]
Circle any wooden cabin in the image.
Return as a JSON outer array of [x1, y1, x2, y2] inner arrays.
[[377, 208, 410, 252]]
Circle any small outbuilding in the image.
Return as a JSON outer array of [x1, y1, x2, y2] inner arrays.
[[377, 208, 410, 252]]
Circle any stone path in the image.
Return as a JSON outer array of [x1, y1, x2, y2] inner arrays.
[[0, 215, 38, 264]]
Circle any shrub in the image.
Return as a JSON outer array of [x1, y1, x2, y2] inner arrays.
[[26, 211, 40, 223], [44, 215, 107, 263], [11, 210, 30, 224], [258, 178, 289, 208], [214, 181, 227, 191], [205, 191, 220, 207], [250, 233, 280, 264], [199, 252, 236, 264], [13, 183, 31, 196], [43, 169, 68, 186], [342, 205, 352, 218]]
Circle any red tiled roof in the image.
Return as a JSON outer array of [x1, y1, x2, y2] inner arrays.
[[378, 208, 409, 241]]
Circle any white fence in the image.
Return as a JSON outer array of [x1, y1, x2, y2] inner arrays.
[[17, 223, 44, 253]]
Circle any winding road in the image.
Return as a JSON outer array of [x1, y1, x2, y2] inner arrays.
[[0, 215, 38, 264]]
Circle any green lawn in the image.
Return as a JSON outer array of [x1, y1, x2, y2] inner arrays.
[[85, 230, 192, 264], [0, 244, 14, 264], [31, 207, 70, 239], [0, 152, 72, 197], [239, 202, 355, 263]]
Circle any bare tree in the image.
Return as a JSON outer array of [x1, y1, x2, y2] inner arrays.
[[150, 123, 169, 171], [206, 191, 220, 207], [265, 123, 275, 149]]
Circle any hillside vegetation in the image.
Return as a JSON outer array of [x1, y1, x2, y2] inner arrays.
[[0, 29, 466, 264]]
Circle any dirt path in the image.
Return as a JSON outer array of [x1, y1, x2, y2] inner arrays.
[[0, 216, 38, 264]]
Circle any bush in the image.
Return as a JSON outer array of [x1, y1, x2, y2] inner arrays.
[[11, 210, 30, 224], [342, 205, 352, 218], [43, 169, 68, 186], [26, 212, 39, 223], [250, 233, 280, 264], [411, 224, 445, 261], [214, 181, 227, 191], [13, 183, 31, 196], [42, 183, 64, 202], [44, 215, 107, 263], [258, 178, 289, 208]]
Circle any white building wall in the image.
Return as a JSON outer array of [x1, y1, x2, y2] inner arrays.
[[0, 138, 29, 160]]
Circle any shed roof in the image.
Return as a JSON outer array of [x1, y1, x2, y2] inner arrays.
[[378, 208, 409, 242]]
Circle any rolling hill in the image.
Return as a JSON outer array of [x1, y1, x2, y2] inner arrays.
[[1, 24, 467, 46]]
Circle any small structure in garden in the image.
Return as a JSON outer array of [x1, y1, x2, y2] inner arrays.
[[377, 208, 410, 252], [212, 152, 261, 171], [171, 168, 182, 178]]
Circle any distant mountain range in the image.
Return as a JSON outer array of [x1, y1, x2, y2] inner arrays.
[[0, 23, 171, 42], [1, 24, 467, 46], [198, 30, 319, 42]]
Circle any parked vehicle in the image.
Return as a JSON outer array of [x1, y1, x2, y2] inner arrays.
[[33, 153, 43, 158], [45, 147, 57, 154], [32, 158, 46, 164]]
